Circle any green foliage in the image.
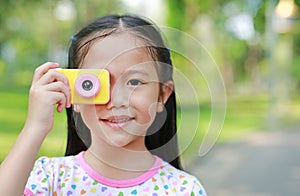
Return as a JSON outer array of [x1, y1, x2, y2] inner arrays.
[[1, 0, 299, 94], [166, 0, 186, 30], [0, 90, 67, 162], [0, 0, 125, 88], [1, 0, 300, 163], [2, 89, 298, 163], [0, 90, 258, 162], [291, 55, 300, 90]]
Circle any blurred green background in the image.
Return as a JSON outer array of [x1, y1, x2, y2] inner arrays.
[[0, 0, 299, 166]]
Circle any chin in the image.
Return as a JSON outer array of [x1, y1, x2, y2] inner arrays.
[[105, 135, 134, 147], [110, 136, 146, 150]]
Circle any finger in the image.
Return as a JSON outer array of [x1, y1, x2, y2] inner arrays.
[[32, 62, 59, 84], [48, 91, 67, 112], [57, 104, 64, 113], [38, 69, 69, 87], [45, 81, 71, 107], [57, 102, 66, 113]]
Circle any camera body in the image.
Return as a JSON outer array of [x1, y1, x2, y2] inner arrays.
[[56, 69, 110, 104]]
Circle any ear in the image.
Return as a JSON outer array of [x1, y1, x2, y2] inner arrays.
[[73, 104, 80, 112], [157, 80, 174, 113]]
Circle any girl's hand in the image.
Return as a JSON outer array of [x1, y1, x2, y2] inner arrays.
[[25, 62, 71, 137], [0, 63, 71, 195]]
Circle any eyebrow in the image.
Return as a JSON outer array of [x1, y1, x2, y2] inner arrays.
[[124, 68, 151, 78]]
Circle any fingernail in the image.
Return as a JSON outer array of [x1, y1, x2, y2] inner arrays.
[[57, 105, 63, 113]]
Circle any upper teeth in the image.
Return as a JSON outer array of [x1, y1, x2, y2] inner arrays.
[[108, 118, 132, 123]]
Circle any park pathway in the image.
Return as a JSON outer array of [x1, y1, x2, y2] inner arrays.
[[187, 127, 300, 196]]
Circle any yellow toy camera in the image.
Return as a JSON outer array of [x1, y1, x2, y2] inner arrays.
[[56, 69, 110, 104]]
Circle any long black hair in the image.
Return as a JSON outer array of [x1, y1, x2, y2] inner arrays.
[[65, 14, 181, 169]]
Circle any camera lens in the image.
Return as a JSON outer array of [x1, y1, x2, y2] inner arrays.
[[75, 73, 101, 99], [82, 80, 93, 91]]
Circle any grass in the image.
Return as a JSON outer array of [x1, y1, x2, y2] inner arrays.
[[0, 88, 67, 162], [178, 96, 269, 164], [0, 89, 299, 163]]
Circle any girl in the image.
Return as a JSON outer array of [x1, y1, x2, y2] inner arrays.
[[0, 14, 206, 195]]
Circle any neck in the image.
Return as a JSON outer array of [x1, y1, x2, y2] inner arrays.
[[84, 137, 155, 180]]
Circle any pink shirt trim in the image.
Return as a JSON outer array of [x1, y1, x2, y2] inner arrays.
[[24, 188, 35, 196], [76, 151, 162, 188]]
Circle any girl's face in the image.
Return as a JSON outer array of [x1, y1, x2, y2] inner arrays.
[[77, 33, 172, 150]]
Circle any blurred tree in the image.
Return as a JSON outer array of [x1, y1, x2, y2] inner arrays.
[[166, 0, 186, 30], [0, 0, 299, 95], [165, 0, 298, 96], [0, 0, 59, 87], [0, 0, 123, 88]]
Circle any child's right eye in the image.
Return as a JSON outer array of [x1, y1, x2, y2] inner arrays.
[[127, 79, 143, 86]]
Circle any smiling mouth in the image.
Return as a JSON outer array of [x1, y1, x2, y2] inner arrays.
[[101, 116, 134, 128], [106, 117, 134, 123]]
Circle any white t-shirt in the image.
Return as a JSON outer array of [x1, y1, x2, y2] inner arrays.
[[24, 152, 206, 195]]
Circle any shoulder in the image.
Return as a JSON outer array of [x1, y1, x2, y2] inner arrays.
[[29, 153, 78, 177], [33, 153, 78, 169], [158, 159, 199, 183], [30, 152, 84, 181], [24, 153, 82, 195], [157, 159, 207, 195], [29, 153, 80, 182]]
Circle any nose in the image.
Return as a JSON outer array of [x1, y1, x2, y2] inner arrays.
[[105, 80, 129, 109]]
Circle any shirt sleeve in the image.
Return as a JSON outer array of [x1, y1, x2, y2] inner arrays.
[[24, 157, 53, 196], [191, 178, 207, 196]]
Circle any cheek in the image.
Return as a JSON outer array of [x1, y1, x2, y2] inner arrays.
[[129, 87, 160, 122], [79, 105, 98, 128]]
